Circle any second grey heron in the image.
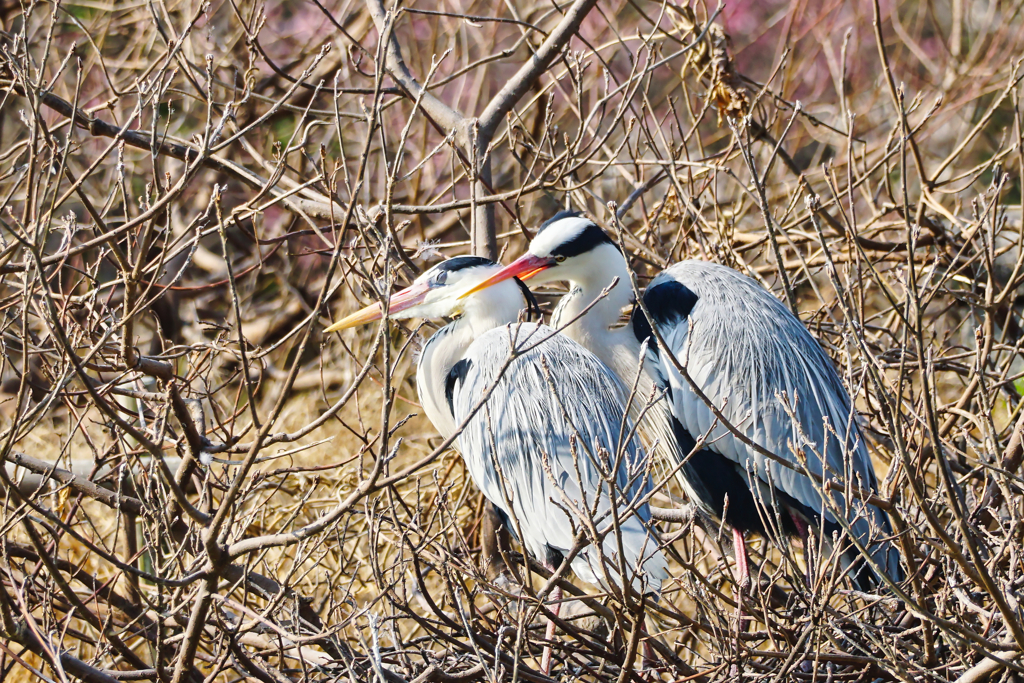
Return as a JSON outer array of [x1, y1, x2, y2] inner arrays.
[[326, 256, 668, 673], [463, 213, 903, 592]]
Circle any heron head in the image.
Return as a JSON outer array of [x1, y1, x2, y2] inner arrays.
[[326, 257, 530, 332], [460, 211, 621, 298]]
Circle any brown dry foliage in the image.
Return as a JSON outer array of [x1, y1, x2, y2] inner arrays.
[[1, 0, 1023, 682]]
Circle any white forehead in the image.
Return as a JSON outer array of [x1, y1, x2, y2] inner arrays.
[[529, 216, 595, 255]]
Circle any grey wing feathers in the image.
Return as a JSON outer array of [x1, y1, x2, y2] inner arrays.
[[452, 323, 668, 595], [652, 261, 900, 582]]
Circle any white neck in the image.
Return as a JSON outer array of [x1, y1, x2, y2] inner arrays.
[[549, 246, 679, 469], [416, 318, 472, 440], [552, 244, 655, 417], [415, 280, 524, 440], [550, 244, 638, 370]]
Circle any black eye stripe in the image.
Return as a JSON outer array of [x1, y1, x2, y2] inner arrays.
[[550, 223, 616, 258], [433, 255, 495, 273]]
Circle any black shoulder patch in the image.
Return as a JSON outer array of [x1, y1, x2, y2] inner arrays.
[[644, 280, 698, 326], [436, 256, 495, 273], [537, 209, 582, 233], [444, 358, 473, 413], [631, 280, 699, 346]]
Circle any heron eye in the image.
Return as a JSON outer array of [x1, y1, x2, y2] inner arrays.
[[554, 255, 566, 263], [434, 271, 448, 285]]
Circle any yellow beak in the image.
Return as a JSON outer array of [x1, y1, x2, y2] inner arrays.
[[458, 253, 554, 299], [325, 280, 432, 332]]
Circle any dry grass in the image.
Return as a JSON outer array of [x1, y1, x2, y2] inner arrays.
[[1, 0, 1023, 681]]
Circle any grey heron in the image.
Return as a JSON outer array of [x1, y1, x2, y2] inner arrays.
[[462, 212, 903, 591], [326, 256, 668, 672]]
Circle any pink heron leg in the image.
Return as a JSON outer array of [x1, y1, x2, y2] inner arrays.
[[540, 582, 562, 675], [640, 622, 657, 672]]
